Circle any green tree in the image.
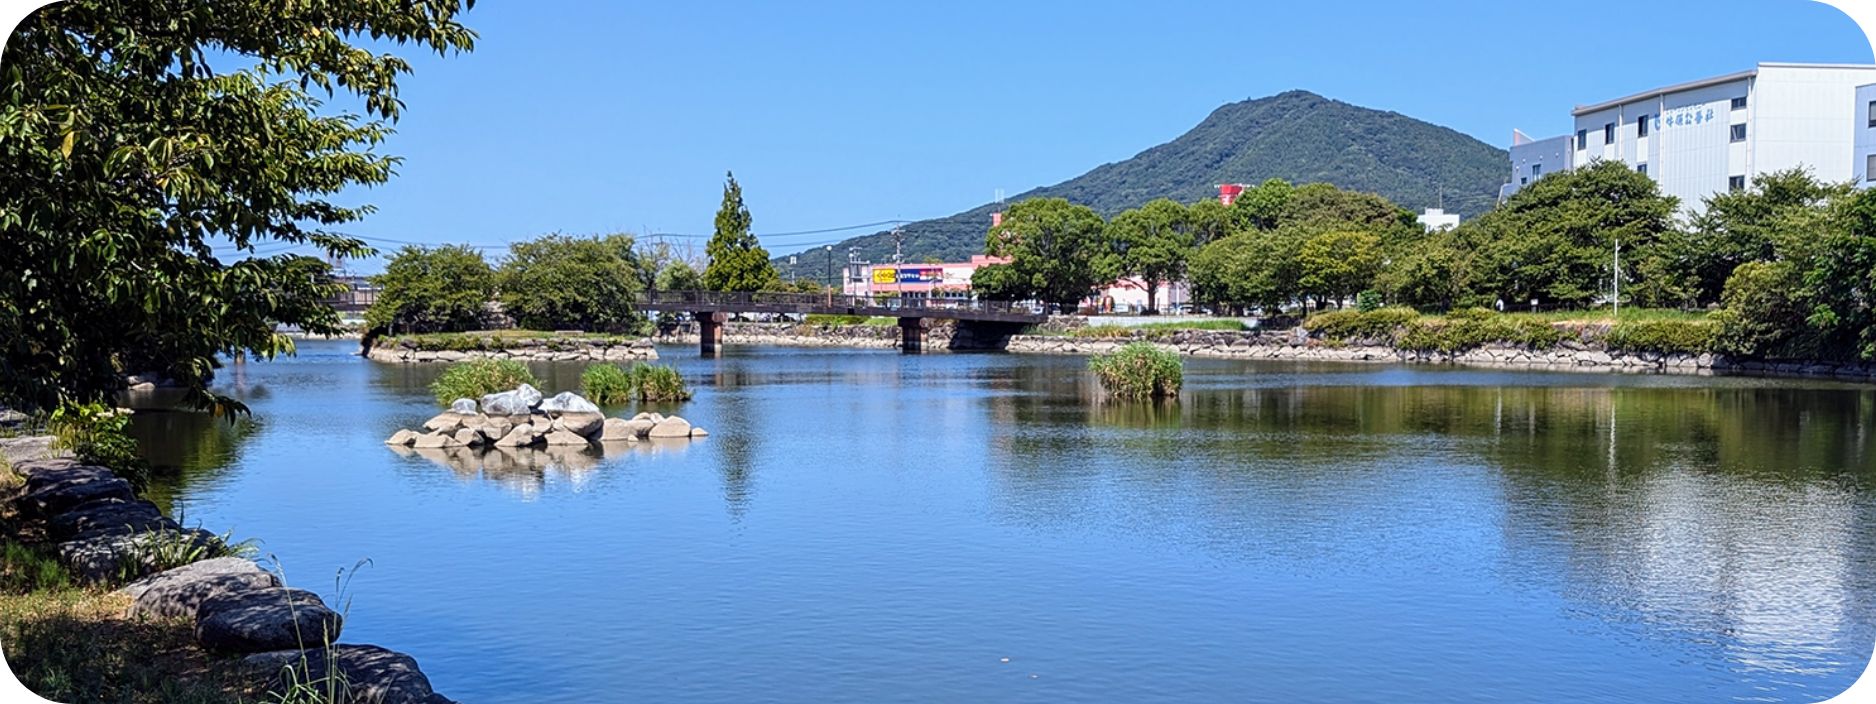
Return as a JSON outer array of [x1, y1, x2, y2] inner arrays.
[[655, 260, 704, 292], [702, 172, 777, 292], [498, 234, 645, 333], [1102, 199, 1195, 313], [367, 245, 495, 334], [1663, 168, 1851, 306], [1190, 228, 1305, 315], [1377, 233, 1466, 311], [977, 197, 1111, 311], [0, 0, 474, 411], [1232, 178, 1296, 231], [1451, 161, 1677, 309], [1187, 198, 1237, 246], [1296, 230, 1383, 308]]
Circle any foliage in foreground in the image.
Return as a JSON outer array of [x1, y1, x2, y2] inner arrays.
[[47, 403, 147, 489], [0, 0, 475, 412], [582, 363, 693, 404], [1089, 342, 1183, 400], [430, 360, 539, 406]]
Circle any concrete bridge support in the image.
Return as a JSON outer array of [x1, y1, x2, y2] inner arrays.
[[698, 311, 728, 356], [898, 317, 931, 354]]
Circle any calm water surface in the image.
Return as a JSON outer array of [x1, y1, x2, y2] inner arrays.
[[133, 339, 1876, 703]]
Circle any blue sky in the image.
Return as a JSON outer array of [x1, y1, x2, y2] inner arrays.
[[314, 0, 1871, 270]]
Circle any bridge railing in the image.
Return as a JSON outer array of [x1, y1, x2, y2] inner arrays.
[[636, 290, 1042, 318]]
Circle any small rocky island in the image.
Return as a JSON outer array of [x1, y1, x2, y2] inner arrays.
[[385, 384, 707, 450]]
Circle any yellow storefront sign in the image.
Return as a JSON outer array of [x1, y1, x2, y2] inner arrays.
[[872, 268, 897, 284]]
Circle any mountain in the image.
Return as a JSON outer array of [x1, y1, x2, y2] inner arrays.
[[773, 90, 1508, 275]]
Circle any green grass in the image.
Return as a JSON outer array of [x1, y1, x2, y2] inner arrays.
[[803, 314, 897, 327], [1604, 319, 1718, 354], [0, 586, 255, 704], [582, 362, 693, 404], [1089, 342, 1183, 400], [430, 359, 539, 406], [1453, 308, 1709, 324], [389, 330, 641, 352], [1130, 319, 1248, 332]]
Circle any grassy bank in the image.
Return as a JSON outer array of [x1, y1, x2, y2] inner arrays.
[[383, 329, 647, 352], [801, 314, 898, 327]]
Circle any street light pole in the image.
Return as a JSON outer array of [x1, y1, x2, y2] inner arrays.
[[825, 245, 833, 290]]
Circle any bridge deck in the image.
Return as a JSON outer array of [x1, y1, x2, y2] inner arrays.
[[636, 291, 1046, 324]]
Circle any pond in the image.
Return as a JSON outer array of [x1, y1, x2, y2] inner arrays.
[[133, 338, 1876, 703]]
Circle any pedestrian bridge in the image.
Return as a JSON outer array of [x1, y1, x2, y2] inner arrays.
[[633, 290, 1046, 354]]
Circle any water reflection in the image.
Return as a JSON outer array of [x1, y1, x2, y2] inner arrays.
[[985, 365, 1876, 694], [387, 441, 693, 498]]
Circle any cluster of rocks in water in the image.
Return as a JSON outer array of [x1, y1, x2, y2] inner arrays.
[[385, 384, 707, 452], [4, 459, 454, 703]]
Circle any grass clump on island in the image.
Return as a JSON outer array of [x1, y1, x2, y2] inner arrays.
[[1089, 342, 1183, 400], [1304, 306, 1719, 355], [431, 359, 540, 405], [582, 362, 694, 404], [802, 314, 898, 327]]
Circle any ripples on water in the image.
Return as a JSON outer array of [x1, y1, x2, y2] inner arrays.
[[129, 340, 1876, 703]]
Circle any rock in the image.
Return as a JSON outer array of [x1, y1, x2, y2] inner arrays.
[[623, 418, 655, 437], [197, 587, 343, 653], [17, 467, 134, 517], [599, 418, 639, 442], [452, 428, 485, 447], [122, 557, 280, 620], [448, 398, 479, 414], [0, 436, 66, 464], [542, 429, 590, 447], [492, 425, 538, 448], [410, 433, 461, 450], [49, 498, 174, 541], [554, 412, 605, 438], [538, 391, 601, 414], [243, 644, 454, 704], [647, 416, 692, 438], [385, 429, 418, 446], [481, 417, 513, 440], [630, 412, 663, 424], [689, 427, 709, 438], [60, 528, 219, 583], [421, 413, 464, 433]]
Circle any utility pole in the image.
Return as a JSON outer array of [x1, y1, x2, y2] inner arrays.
[[891, 224, 904, 264], [1613, 238, 1621, 320], [825, 245, 833, 290]]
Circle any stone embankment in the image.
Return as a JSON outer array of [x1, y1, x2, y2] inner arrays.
[[657, 321, 929, 349], [3, 458, 455, 703], [1005, 329, 1876, 380], [365, 337, 657, 363], [385, 384, 708, 451]]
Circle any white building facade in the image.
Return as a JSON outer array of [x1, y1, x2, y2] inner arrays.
[[1856, 83, 1876, 189], [1508, 63, 1876, 208]]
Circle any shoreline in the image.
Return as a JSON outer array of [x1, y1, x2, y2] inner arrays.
[[649, 322, 1876, 382]]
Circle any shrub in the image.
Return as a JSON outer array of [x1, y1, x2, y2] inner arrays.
[[1397, 316, 1568, 353], [1354, 290, 1382, 312], [430, 359, 538, 406], [581, 364, 633, 404], [1132, 320, 1248, 332], [1606, 320, 1718, 354], [47, 403, 147, 488], [626, 363, 693, 402], [1089, 342, 1183, 400], [1445, 307, 1496, 322], [1305, 307, 1419, 341], [1067, 325, 1136, 339], [804, 314, 868, 326], [583, 363, 693, 404]]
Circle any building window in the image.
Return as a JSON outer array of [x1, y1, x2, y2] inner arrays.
[[1729, 175, 1746, 191], [1520, 177, 1529, 185], [1637, 115, 1649, 138], [1731, 96, 1748, 110], [1730, 124, 1747, 142], [1868, 101, 1876, 128], [1576, 129, 1588, 148], [1867, 154, 1876, 182], [1532, 164, 1542, 177], [1637, 163, 1648, 176], [1604, 123, 1615, 145]]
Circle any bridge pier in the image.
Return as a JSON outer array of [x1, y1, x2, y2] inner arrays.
[[697, 311, 727, 356], [898, 317, 931, 354]]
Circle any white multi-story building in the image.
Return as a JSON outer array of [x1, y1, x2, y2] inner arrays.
[[1507, 63, 1876, 208]]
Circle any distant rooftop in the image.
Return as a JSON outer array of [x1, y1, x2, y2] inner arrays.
[[1570, 62, 1876, 117]]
